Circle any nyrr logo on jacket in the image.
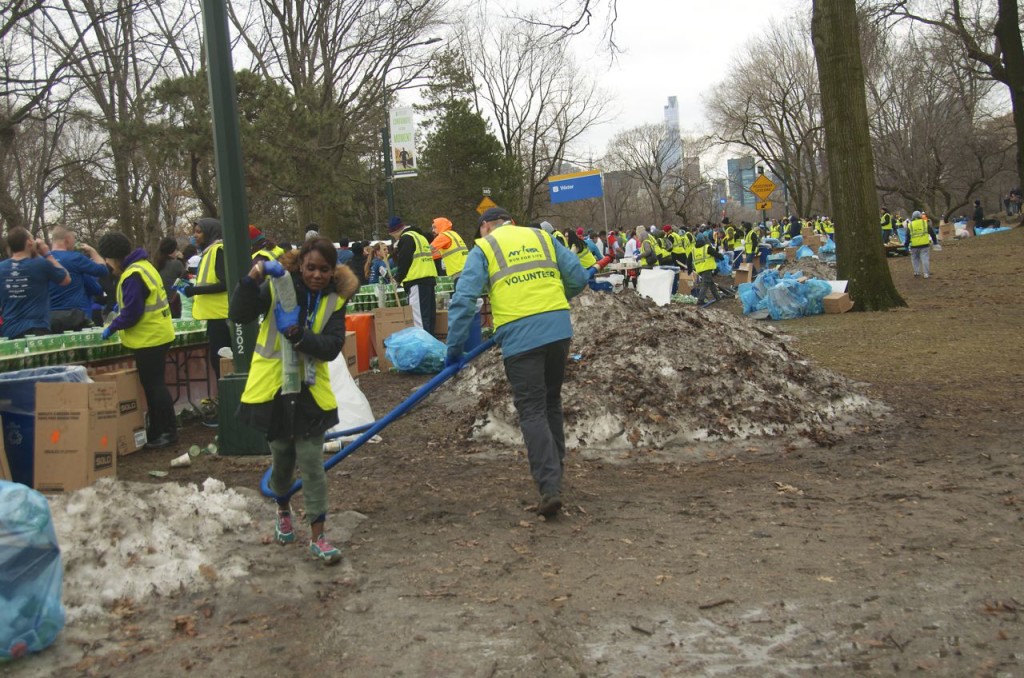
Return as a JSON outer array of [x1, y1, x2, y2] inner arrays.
[[506, 246, 541, 258]]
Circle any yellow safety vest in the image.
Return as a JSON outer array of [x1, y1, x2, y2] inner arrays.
[[681, 232, 695, 255], [770, 225, 781, 239], [880, 214, 893, 231], [439, 229, 469, 278], [116, 260, 175, 349], [692, 245, 717, 274], [476, 225, 569, 330], [908, 219, 930, 247], [271, 246, 285, 258], [823, 220, 834, 234], [402, 230, 437, 282], [192, 241, 228, 319], [669, 232, 686, 255], [253, 248, 276, 263], [744, 230, 757, 254], [576, 244, 597, 269], [553, 231, 568, 247], [242, 282, 345, 410]]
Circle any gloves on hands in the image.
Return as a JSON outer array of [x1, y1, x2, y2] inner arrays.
[[444, 346, 464, 369], [274, 302, 300, 333], [263, 260, 285, 278], [588, 279, 614, 293], [586, 266, 598, 280], [101, 326, 115, 341]]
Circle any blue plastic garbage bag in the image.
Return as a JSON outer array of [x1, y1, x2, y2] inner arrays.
[[789, 235, 803, 248], [765, 280, 809, 320], [802, 279, 834, 315], [796, 245, 816, 260], [738, 283, 761, 314], [753, 269, 780, 298], [0, 481, 65, 662], [716, 256, 732, 276], [820, 239, 836, 254], [384, 327, 446, 374]]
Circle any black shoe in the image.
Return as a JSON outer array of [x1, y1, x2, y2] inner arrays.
[[145, 433, 178, 449], [537, 494, 563, 518]]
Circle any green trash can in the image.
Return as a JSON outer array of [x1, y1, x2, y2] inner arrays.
[[216, 373, 270, 456]]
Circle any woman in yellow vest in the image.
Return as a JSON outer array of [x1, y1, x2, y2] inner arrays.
[[182, 217, 231, 382], [97, 232, 178, 449], [229, 238, 359, 564], [429, 217, 470, 279], [903, 210, 936, 278]]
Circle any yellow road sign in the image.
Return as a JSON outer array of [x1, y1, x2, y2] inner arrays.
[[756, 200, 772, 210], [475, 196, 497, 215], [749, 175, 777, 200]]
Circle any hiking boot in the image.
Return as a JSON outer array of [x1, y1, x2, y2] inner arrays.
[[309, 535, 342, 565], [274, 510, 296, 545], [537, 493, 563, 518]]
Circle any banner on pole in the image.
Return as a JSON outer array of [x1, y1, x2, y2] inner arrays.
[[548, 169, 603, 204], [389, 107, 418, 179]]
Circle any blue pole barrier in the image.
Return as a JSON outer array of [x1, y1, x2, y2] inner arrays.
[[260, 337, 496, 500]]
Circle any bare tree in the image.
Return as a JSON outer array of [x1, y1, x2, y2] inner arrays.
[[706, 19, 828, 217], [460, 9, 611, 220], [812, 0, 905, 311], [881, 0, 1024, 203]]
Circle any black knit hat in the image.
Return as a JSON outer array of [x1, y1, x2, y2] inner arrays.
[[97, 231, 133, 262]]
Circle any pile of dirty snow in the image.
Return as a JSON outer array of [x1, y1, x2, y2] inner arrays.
[[47, 478, 260, 621], [447, 293, 883, 452], [776, 258, 836, 280]]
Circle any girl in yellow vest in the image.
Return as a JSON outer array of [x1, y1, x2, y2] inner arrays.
[[229, 238, 359, 564], [182, 217, 231, 382], [97, 232, 178, 449]]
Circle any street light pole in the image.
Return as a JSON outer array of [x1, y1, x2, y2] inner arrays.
[[381, 36, 442, 223]]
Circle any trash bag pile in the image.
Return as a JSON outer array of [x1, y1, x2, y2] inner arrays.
[[739, 269, 834, 320], [0, 481, 65, 662], [384, 327, 446, 374]]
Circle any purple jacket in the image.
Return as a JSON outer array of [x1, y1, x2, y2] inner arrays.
[[107, 249, 151, 333]]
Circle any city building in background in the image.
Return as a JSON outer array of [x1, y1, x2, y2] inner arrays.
[[660, 96, 684, 183], [727, 156, 757, 209]]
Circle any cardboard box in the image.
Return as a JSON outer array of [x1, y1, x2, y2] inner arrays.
[[823, 292, 854, 314], [94, 369, 147, 455], [938, 224, 955, 241], [801, 227, 816, 239], [373, 306, 415, 371], [343, 331, 358, 377], [33, 382, 118, 493], [0, 433, 10, 481], [784, 247, 797, 260], [220, 356, 235, 377], [734, 264, 754, 285]]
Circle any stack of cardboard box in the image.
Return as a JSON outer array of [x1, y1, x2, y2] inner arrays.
[[93, 369, 147, 455]]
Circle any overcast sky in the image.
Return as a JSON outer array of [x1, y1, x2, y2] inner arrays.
[[562, 0, 808, 164]]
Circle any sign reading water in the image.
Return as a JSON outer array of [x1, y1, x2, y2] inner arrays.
[[548, 170, 603, 205]]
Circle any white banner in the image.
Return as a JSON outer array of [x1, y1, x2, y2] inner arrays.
[[389, 107, 418, 179]]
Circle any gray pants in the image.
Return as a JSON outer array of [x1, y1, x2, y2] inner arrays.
[[910, 246, 931, 276], [503, 339, 570, 497], [269, 435, 328, 522], [695, 270, 720, 303]]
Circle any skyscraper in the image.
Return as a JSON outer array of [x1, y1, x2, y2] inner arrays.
[[660, 96, 683, 180], [727, 156, 758, 209]]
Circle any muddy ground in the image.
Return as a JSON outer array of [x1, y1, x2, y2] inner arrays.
[[10, 227, 1024, 677]]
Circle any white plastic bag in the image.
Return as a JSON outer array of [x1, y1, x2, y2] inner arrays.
[[326, 353, 374, 434]]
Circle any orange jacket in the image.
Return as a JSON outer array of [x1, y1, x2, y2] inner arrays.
[[430, 217, 454, 259]]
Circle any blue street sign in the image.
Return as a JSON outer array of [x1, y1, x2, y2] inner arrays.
[[548, 170, 603, 205], [719, 198, 726, 204]]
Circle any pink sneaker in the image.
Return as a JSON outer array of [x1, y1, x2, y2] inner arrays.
[[309, 535, 341, 564], [275, 511, 295, 544]]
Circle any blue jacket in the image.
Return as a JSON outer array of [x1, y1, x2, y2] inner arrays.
[[445, 229, 588, 359]]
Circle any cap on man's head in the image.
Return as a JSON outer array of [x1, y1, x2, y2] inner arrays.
[[248, 224, 265, 244], [478, 206, 512, 225], [912, 210, 922, 219], [387, 216, 405, 232], [538, 220, 554, 234], [662, 225, 672, 233]]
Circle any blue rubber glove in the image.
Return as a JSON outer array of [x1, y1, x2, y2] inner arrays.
[[274, 302, 300, 332], [586, 266, 598, 280], [263, 260, 285, 278], [588, 279, 614, 292], [101, 326, 115, 340], [444, 346, 464, 369]]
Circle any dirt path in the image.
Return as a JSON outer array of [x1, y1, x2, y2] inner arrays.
[[11, 228, 1024, 677]]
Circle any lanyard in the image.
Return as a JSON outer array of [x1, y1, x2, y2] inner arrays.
[[306, 290, 321, 331]]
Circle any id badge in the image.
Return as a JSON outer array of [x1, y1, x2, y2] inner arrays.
[[303, 355, 317, 386]]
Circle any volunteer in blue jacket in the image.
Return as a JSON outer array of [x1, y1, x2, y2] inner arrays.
[[97, 232, 177, 449], [444, 207, 588, 518]]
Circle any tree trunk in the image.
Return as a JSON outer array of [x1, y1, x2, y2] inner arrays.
[[996, 0, 1024, 197], [811, 0, 905, 311], [0, 127, 26, 233]]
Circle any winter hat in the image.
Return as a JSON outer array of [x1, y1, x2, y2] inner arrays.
[[97, 231, 133, 262], [539, 221, 554, 234], [248, 225, 265, 244], [387, 216, 406, 232], [912, 211, 922, 219], [575, 228, 584, 237], [662, 225, 672, 233], [478, 207, 512, 225]]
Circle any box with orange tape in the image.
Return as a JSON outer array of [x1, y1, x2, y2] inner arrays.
[[33, 382, 118, 493]]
